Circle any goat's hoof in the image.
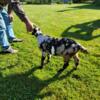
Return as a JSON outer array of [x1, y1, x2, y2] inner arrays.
[[58, 68, 64, 73], [74, 67, 77, 70], [38, 66, 43, 69], [47, 60, 50, 63], [45, 61, 50, 65]]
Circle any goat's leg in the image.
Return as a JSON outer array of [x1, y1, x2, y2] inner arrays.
[[73, 54, 79, 70], [58, 55, 70, 72], [46, 54, 51, 64], [39, 51, 46, 69]]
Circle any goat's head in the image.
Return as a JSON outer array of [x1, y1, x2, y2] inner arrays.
[[32, 25, 42, 36]]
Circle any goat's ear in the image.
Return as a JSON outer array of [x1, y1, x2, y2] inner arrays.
[[32, 24, 37, 35], [32, 28, 36, 35]]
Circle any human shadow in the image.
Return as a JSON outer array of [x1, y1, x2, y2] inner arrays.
[[57, 9, 70, 12], [57, 4, 100, 12], [0, 51, 18, 55], [0, 65, 76, 99], [61, 19, 100, 41]]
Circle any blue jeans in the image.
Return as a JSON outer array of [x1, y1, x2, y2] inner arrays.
[[0, 8, 15, 49]]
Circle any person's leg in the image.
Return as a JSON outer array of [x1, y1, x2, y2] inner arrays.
[[1, 9, 22, 42], [0, 9, 18, 53], [1, 8, 16, 40], [0, 10, 10, 49]]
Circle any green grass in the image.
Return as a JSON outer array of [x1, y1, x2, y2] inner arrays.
[[0, 4, 100, 100]]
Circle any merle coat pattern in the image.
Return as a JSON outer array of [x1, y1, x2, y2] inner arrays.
[[32, 27, 88, 72]]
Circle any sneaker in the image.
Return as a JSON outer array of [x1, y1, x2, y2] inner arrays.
[[2, 46, 18, 54], [10, 38, 23, 43]]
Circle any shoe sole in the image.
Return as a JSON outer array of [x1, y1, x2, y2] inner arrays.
[[1, 50, 18, 54]]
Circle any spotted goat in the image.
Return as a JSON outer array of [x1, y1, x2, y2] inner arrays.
[[32, 26, 88, 72]]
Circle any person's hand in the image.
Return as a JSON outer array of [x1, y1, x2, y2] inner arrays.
[[8, 14, 13, 22], [25, 20, 33, 32]]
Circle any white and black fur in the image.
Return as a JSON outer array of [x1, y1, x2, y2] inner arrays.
[[32, 26, 88, 72]]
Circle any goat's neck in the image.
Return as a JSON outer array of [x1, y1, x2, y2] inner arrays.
[[35, 32, 45, 46]]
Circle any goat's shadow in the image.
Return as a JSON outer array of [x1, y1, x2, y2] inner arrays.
[[62, 19, 100, 41], [0, 65, 76, 99]]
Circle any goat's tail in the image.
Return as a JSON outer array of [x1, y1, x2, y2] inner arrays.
[[77, 44, 89, 54]]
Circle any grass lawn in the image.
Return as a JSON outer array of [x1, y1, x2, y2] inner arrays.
[[0, 3, 100, 100]]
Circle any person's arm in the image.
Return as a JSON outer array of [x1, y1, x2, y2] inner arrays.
[[8, 0, 33, 32], [0, 0, 8, 6], [8, 4, 13, 22]]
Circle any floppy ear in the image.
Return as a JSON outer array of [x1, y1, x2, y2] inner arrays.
[[32, 24, 37, 35], [32, 27, 37, 35]]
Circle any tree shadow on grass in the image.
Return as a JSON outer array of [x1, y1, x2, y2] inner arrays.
[[0, 66, 76, 99], [61, 19, 100, 41], [70, 4, 100, 10], [57, 4, 100, 12]]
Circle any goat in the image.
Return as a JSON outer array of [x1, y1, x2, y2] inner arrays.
[[32, 26, 88, 72]]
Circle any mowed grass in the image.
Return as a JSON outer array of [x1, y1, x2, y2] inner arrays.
[[0, 4, 100, 100]]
